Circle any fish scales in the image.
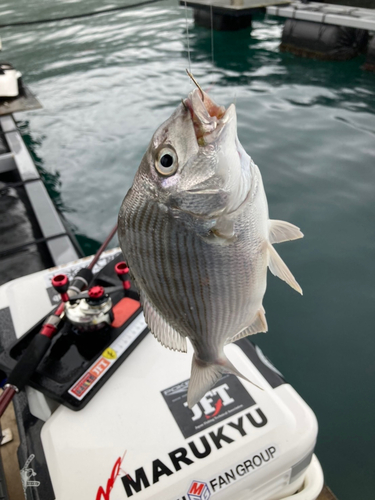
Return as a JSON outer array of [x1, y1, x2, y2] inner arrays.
[[121, 181, 267, 353], [118, 88, 303, 407]]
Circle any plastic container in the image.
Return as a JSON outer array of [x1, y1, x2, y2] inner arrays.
[[0, 64, 20, 97]]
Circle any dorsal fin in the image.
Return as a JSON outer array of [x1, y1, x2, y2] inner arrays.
[[269, 220, 303, 244], [141, 294, 187, 352], [227, 308, 268, 344]]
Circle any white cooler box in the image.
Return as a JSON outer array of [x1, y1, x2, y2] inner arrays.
[[0, 253, 323, 500]]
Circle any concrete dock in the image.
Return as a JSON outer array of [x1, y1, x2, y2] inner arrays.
[[181, 0, 291, 14], [267, 1, 375, 30], [181, 0, 291, 30]]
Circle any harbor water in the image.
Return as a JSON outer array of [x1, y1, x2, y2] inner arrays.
[[1, 1, 375, 498]]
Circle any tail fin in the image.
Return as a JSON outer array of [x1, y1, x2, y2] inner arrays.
[[187, 354, 263, 408]]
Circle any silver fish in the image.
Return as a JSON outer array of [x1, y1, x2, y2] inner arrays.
[[118, 88, 303, 408]]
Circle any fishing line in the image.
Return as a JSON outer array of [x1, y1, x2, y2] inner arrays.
[[184, 1, 192, 75], [210, 4, 215, 73]]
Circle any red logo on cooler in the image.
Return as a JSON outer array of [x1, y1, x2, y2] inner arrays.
[[96, 452, 128, 500], [187, 480, 211, 500], [205, 399, 223, 419]]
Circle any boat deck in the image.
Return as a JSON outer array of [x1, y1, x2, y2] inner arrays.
[[0, 89, 82, 286]]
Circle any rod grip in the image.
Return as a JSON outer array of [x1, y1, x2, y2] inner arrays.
[[7, 334, 52, 391], [0, 386, 16, 418]]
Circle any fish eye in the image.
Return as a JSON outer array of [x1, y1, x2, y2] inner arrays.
[[155, 147, 178, 176]]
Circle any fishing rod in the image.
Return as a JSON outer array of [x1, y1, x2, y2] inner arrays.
[[0, 223, 118, 418]]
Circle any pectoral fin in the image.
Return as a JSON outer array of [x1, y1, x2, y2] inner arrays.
[[211, 216, 236, 242], [268, 243, 303, 295], [269, 220, 303, 244], [227, 309, 268, 344], [141, 294, 187, 352]]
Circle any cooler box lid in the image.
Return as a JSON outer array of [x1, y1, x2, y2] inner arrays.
[[41, 324, 318, 500]]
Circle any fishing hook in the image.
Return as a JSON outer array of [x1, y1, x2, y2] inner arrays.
[[186, 69, 204, 102]]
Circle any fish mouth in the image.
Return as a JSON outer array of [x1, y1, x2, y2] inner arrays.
[[183, 89, 234, 145]]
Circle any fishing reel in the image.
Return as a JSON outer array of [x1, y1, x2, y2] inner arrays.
[[0, 254, 147, 412], [51, 261, 131, 333]]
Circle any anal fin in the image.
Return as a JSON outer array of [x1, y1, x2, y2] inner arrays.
[[268, 243, 303, 295], [141, 294, 187, 352], [227, 309, 268, 344]]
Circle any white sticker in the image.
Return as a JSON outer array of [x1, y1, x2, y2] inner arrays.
[[20, 454, 40, 492], [179, 444, 279, 500], [208, 444, 279, 495], [68, 313, 147, 401]]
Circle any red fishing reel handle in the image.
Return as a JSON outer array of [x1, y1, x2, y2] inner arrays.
[[51, 274, 70, 302], [115, 261, 131, 290]]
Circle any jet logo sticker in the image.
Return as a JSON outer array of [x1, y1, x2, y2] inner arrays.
[[161, 374, 255, 438]]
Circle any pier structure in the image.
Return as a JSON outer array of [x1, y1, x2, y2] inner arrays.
[[180, 0, 291, 30], [182, 0, 373, 65], [267, 1, 375, 30]]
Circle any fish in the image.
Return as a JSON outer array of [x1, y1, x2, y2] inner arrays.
[[118, 86, 303, 408]]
